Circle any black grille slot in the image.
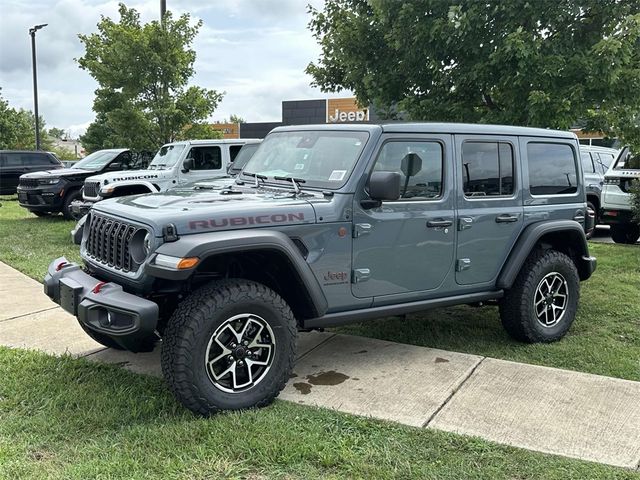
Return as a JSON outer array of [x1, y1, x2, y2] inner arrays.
[[83, 181, 100, 198], [19, 178, 39, 188], [86, 213, 143, 273]]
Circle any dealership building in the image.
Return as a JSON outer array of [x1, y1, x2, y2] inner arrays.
[[211, 97, 382, 139]]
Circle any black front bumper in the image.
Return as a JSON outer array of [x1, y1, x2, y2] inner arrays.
[[17, 186, 64, 212], [44, 257, 159, 351]]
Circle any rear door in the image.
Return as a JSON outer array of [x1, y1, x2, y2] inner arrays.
[[0, 153, 24, 193], [455, 135, 524, 286]]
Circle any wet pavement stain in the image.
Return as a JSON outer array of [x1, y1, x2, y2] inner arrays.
[[293, 382, 312, 395], [306, 370, 350, 386], [435, 357, 450, 364]]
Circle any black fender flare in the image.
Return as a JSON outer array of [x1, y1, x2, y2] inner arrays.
[[497, 220, 594, 289], [145, 229, 328, 317]]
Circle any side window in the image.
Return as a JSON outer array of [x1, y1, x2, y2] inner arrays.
[[373, 140, 443, 200], [527, 143, 578, 195], [116, 152, 133, 169], [229, 145, 243, 162], [580, 152, 595, 174], [4, 154, 22, 167], [462, 142, 514, 197], [597, 153, 614, 171], [22, 153, 44, 166], [47, 154, 60, 165], [189, 146, 222, 171]]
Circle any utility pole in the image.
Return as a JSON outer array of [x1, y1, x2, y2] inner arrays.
[[160, 0, 166, 21], [29, 23, 47, 150]]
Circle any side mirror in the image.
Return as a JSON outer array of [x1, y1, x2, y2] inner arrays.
[[107, 162, 122, 171], [182, 158, 194, 173], [367, 171, 401, 206]]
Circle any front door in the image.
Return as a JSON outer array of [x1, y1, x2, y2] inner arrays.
[[454, 135, 524, 286], [352, 135, 456, 299], [179, 145, 225, 184]]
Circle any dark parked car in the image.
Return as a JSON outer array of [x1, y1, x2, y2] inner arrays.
[[0, 150, 62, 195], [17, 148, 138, 219]]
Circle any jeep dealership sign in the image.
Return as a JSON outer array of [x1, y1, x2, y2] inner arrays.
[[327, 98, 369, 123]]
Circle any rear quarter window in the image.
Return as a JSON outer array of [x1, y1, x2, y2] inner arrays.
[[527, 142, 578, 196]]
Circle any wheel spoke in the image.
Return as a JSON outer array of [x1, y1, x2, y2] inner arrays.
[[212, 362, 235, 382]]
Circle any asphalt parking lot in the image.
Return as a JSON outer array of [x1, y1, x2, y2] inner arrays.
[[589, 225, 640, 245]]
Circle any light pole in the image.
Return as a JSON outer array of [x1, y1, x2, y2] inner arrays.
[[29, 23, 47, 150]]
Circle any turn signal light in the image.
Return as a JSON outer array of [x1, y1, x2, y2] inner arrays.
[[177, 257, 199, 269]]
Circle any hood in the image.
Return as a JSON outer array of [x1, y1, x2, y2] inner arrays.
[[86, 168, 169, 184], [93, 185, 318, 235], [167, 177, 235, 194], [21, 168, 95, 180]]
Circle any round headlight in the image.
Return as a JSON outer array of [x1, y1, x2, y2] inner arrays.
[[129, 229, 151, 264]]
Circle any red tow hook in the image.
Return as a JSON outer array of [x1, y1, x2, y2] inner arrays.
[[92, 281, 108, 294], [55, 261, 68, 271]]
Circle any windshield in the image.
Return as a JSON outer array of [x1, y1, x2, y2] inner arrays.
[[72, 150, 120, 171], [149, 144, 186, 170], [229, 144, 260, 173], [242, 130, 369, 189], [613, 147, 640, 170]]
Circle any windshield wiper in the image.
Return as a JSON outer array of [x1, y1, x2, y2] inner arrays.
[[274, 176, 306, 195], [243, 171, 267, 188]]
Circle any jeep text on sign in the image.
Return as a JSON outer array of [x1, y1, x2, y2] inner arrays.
[[327, 98, 369, 123]]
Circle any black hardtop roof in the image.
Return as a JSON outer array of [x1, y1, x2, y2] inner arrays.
[[0, 150, 55, 154], [272, 122, 576, 139]]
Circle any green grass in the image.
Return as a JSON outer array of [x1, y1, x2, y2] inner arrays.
[[1, 194, 639, 381], [1, 347, 637, 480]]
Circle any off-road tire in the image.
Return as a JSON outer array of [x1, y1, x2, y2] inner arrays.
[[610, 223, 640, 244], [78, 321, 157, 351], [499, 249, 579, 343], [161, 279, 297, 415]]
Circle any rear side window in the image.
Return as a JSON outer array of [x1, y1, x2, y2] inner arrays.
[[580, 152, 595, 174], [2, 154, 22, 167], [462, 142, 514, 197], [528, 143, 577, 195]]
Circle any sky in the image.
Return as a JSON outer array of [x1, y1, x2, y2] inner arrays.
[[0, 0, 336, 138]]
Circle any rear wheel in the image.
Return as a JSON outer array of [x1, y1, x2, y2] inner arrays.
[[585, 201, 596, 240], [499, 249, 579, 343], [610, 223, 640, 244], [161, 279, 297, 415]]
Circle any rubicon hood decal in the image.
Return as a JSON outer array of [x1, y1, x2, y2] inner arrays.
[[189, 212, 306, 230]]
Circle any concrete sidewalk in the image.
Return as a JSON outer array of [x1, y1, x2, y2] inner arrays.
[[1, 260, 639, 470]]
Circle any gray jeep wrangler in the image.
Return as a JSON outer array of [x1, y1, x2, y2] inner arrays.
[[44, 123, 596, 415]]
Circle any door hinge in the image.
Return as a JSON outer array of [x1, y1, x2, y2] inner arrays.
[[353, 223, 372, 238], [456, 258, 471, 272], [458, 217, 473, 231], [352, 268, 371, 283]]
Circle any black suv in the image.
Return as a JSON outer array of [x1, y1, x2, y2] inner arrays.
[[18, 148, 138, 219], [0, 150, 62, 195]]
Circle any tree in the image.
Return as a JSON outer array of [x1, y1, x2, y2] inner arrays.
[[77, 4, 223, 152], [176, 123, 223, 141], [229, 114, 245, 124], [48, 127, 66, 140], [0, 90, 50, 150], [307, 0, 640, 133]]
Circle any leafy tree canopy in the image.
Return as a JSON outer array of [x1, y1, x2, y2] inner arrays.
[[48, 127, 67, 139], [0, 90, 51, 150], [77, 4, 223, 151], [307, 0, 640, 141]]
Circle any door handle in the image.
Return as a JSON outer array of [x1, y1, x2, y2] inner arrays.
[[427, 219, 453, 228], [495, 214, 519, 223]]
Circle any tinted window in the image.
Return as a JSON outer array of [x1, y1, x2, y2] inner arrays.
[[3, 154, 22, 167], [373, 141, 443, 200], [580, 152, 595, 174], [190, 146, 222, 170], [462, 142, 514, 197], [528, 143, 578, 195], [229, 145, 243, 162], [47, 153, 60, 165]]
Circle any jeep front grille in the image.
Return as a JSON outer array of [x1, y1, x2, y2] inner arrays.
[[85, 213, 143, 272], [19, 178, 39, 189], [83, 181, 100, 198]]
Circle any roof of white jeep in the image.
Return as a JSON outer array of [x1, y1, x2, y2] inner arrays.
[[163, 139, 262, 146]]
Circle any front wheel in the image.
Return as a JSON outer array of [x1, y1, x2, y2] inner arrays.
[[610, 223, 640, 244], [161, 279, 297, 415], [499, 249, 580, 343], [62, 190, 82, 220]]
